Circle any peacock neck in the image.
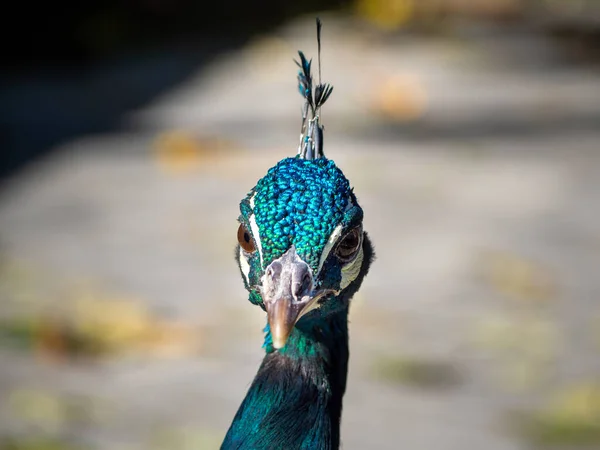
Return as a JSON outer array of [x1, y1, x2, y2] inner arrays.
[[221, 308, 350, 450]]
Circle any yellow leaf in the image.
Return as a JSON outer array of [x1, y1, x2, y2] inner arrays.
[[9, 389, 66, 432], [154, 131, 205, 174], [355, 0, 414, 30], [72, 295, 154, 352], [369, 74, 427, 122], [140, 322, 203, 358], [545, 382, 600, 424]]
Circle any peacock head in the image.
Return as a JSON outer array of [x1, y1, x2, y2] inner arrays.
[[234, 20, 372, 350]]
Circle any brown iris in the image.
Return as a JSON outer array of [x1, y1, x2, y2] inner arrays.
[[335, 227, 362, 262], [237, 223, 256, 253]]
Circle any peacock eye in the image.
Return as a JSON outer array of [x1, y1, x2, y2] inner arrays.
[[335, 227, 362, 263], [237, 223, 256, 253]]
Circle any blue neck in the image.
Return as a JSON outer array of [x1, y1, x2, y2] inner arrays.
[[221, 308, 349, 450]]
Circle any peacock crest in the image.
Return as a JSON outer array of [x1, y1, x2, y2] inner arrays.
[[296, 18, 334, 160], [222, 18, 374, 450]]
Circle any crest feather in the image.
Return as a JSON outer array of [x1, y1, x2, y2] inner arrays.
[[296, 18, 333, 161]]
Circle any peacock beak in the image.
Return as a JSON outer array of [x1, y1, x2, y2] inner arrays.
[[261, 247, 315, 349], [265, 296, 303, 349]]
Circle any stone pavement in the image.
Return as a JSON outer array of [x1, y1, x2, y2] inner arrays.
[[1, 15, 600, 450]]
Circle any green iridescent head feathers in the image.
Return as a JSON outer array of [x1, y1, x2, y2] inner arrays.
[[241, 158, 359, 271], [237, 18, 364, 309]]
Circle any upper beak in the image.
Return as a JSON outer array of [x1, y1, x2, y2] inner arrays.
[[261, 247, 316, 349]]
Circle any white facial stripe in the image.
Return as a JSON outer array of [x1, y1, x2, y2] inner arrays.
[[316, 224, 344, 276], [340, 246, 364, 290], [246, 192, 264, 267], [239, 247, 251, 284], [248, 213, 263, 267]]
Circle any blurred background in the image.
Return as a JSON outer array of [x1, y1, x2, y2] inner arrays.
[[1, 0, 600, 449]]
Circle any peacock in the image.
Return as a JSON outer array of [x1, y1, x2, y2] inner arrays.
[[221, 19, 374, 450]]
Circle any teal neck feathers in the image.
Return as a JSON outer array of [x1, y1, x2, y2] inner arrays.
[[221, 308, 349, 450]]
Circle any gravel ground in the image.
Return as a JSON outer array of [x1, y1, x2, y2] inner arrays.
[[1, 15, 600, 450]]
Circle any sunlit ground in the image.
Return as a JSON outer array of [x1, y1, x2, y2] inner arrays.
[[1, 6, 600, 450]]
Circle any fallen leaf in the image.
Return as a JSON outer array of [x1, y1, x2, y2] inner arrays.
[[153, 131, 236, 174], [8, 389, 66, 433], [512, 381, 600, 446], [355, 0, 415, 30], [368, 74, 427, 122]]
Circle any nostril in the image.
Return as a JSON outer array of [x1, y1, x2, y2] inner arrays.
[[293, 271, 312, 300], [302, 272, 311, 290], [266, 262, 282, 279]]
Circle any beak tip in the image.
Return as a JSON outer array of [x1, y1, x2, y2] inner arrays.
[[271, 332, 289, 350]]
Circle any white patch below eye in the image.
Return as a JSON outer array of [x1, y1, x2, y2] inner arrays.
[[239, 247, 251, 285], [316, 224, 344, 276], [340, 246, 364, 290]]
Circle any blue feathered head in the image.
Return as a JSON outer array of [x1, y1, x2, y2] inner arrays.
[[235, 20, 368, 349]]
